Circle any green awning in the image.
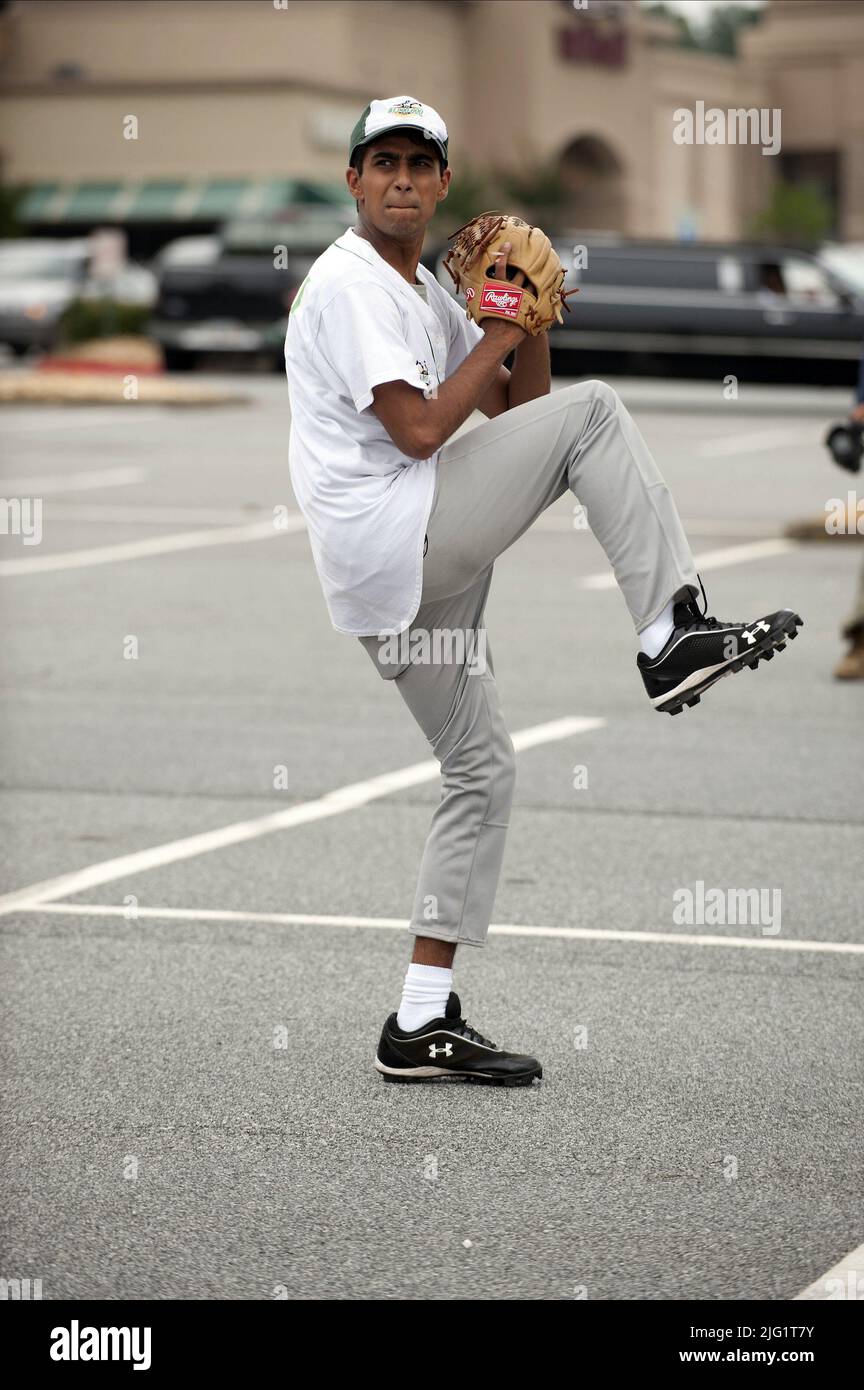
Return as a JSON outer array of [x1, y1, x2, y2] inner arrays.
[[196, 179, 251, 218], [64, 181, 124, 220], [17, 182, 62, 221], [253, 179, 298, 216], [19, 181, 125, 222], [19, 177, 354, 225], [126, 180, 189, 219]]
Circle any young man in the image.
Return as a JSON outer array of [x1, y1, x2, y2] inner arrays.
[[284, 95, 802, 1087]]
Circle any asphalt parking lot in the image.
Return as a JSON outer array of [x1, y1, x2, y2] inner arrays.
[[1, 374, 862, 1300]]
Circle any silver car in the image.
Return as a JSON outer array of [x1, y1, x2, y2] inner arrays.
[[0, 238, 156, 354]]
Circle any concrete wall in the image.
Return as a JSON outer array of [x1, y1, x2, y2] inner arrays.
[[741, 0, 864, 239]]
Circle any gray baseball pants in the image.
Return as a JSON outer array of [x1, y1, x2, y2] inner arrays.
[[358, 379, 699, 949]]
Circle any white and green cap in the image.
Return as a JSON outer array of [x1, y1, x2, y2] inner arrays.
[[348, 95, 448, 170]]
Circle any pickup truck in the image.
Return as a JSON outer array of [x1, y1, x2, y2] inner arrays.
[[150, 213, 355, 370]]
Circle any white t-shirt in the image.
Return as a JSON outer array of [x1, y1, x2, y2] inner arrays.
[[284, 225, 484, 637]]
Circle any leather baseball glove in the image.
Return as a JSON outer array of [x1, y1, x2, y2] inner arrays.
[[442, 211, 577, 336]]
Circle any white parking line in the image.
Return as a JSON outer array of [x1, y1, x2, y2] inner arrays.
[[16, 902, 864, 954], [45, 503, 275, 525], [0, 466, 147, 494], [0, 716, 604, 916], [0, 407, 171, 433], [1, 513, 794, 580], [0, 516, 304, 577], [794, 1242, 864, 1299], [696, 428, 808, 458], [534, 515, 783, 538], [581, 539, 796, 590]]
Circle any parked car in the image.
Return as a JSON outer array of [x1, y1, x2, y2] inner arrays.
[[434, 236, 864, 383], [151, 213, 356, 370], [152, 212, 448, 371], [819, 241, 864, 299], [0, 237, 156, 354]]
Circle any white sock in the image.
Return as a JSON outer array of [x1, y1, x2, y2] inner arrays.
[[639, 599, 676, 658], [396, 963, 453, 1032]]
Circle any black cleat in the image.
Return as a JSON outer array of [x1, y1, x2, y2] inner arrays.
[[637, 576, 803, 715], [374, 991, 542, 1087]]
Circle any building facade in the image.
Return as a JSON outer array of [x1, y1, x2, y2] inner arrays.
[[0, 0, 861, 246]]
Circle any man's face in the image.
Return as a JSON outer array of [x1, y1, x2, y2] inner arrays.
[[347, 134, 450, 239]]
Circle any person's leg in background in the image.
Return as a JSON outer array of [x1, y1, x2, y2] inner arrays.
[[834, 558, 864, 679]]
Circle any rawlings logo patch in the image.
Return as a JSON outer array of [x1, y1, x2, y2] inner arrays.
[[479, 282, 524, 318]]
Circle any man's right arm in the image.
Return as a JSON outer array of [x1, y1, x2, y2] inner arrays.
[[370, 320, 525, 460]]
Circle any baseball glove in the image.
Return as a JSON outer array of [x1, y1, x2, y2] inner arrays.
[[443, 211, 577, 336]]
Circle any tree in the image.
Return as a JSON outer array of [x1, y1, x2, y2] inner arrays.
[[0, 180, 25, 238], [495, 153, 570, 227], [432, 147, 574, 237], [641, 1, 764, 56], [749, 181, 833, 247], [641, 2, 698, 48], [702, 3, 763, 57], [431, 162, 498, 235]]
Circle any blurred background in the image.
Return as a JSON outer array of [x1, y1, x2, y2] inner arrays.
[[0, 0, 862, 383]]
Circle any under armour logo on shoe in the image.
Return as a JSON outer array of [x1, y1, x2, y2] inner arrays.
[[429, 1043, 453, 1058], [742, 620, 771, 646]]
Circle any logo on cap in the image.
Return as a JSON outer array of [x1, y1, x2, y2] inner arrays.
[[388, 98, 424, 118]]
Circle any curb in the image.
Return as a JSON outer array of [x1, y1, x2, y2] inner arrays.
[[39, 359, 163, 376]]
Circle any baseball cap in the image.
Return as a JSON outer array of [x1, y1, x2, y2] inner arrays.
[[348, 95, 448, 170]]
